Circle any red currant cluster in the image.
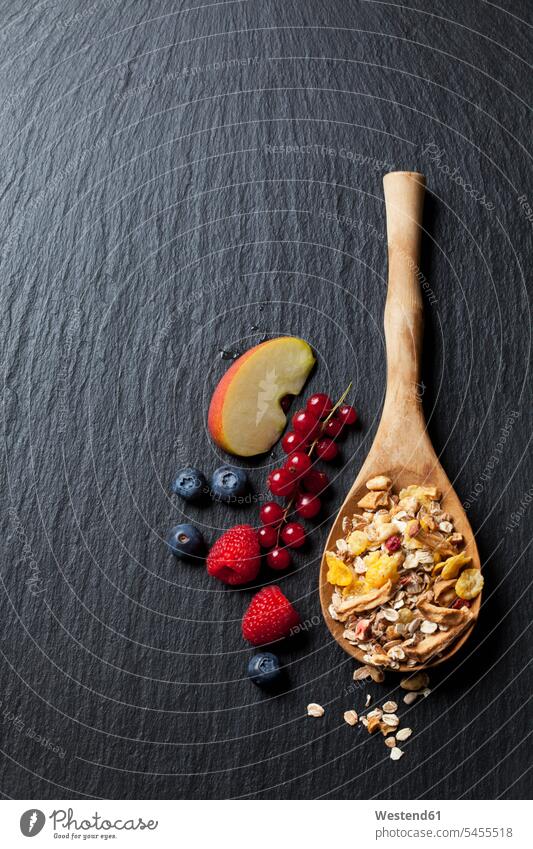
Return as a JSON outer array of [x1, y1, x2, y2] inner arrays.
[[257, 392, 357, 572]]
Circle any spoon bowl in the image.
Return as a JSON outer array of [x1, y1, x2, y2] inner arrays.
[[319, 172, 481, 672]]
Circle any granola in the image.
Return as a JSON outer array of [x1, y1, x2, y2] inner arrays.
[[326, 477, 483, 667]]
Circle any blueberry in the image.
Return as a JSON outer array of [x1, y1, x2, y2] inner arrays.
[[247, 652, 283, 688], [166, 523, 205, 559], [211, 465, 249, 503], [171, 467, 207, 502]]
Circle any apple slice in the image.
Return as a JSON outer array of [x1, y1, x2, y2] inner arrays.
[[208, 337, 315, 457]]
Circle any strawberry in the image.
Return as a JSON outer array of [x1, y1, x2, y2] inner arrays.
[[207, 524, 260, 586], [242, 586, 301, 645]]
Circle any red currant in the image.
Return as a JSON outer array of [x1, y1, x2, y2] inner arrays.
[[281, 431, 309, 454], [306, 393, 333, 419], [337, 404, 357, 425], [292, 409, 321, 440], [385, 534, 401, 553], [315, 438, 338, 461], [284, 451, 312, 478], [267, 468, 298, 498], [281, 522, 306, 549], [302, 469, 329, 495], [295, 493, 321, 519], [258, 525, 278, 548], [267, 547, 292, 570], [259, 501, 285, 527], [324, 417, 344, 439]]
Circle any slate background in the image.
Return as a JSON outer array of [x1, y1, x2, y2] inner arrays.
[[0, 0, 531, 801]]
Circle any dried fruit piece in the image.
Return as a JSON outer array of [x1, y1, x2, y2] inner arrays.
[[451, 598, 471, 610], [406, 519, 421, 538], [398, 607, 415, 624], [455, 568, 484, 600], [367, 715, 382, 734], [325, 552, 354, 587], [368, 665, 385, 683], [400, 672, 429, 691], [385, 534, 402, 553], [364, 553, 401, 589], [346, 530, 369, 556], [365, 475, 392, 491], [357, 491, 389, 510], [334, 581, 394, 619], [440, 551, 472, 580], [307, 703, 324, 717], [375, 523, 399, 543], [399, 484, 440, 503]]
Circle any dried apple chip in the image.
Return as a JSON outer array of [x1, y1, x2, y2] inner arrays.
[[441, 551, 472, 580], [455, 568, 484, 600]]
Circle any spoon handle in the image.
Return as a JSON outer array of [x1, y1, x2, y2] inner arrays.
[[382, 171, 426, 422]]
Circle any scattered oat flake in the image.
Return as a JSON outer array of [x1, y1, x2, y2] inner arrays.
[[353, 665, 372, 681], [343, 710, 358, 726], [390, 746, 404, 761], [384, 736, 396, 748], [307, 703, 324, 717], [403, 692, 418, 705], [422, 687, 432, 697], [382, 700, 398, 713], [396, 727, 413, 741], [365, 694, 372, 707], [382, 713, 400, 727]]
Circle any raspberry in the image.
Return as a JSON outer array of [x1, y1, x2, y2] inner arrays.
[[242, 586, 300, 645], [206, 525, 260, 586]]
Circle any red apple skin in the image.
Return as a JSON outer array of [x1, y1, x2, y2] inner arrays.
[[208, 344, 259, 454], [208, 337, 315, 457]]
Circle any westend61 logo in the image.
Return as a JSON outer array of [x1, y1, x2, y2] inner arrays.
[[20, 807, 159, 837]]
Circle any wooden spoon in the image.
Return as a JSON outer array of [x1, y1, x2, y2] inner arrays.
[[319, 171, 481, 672]]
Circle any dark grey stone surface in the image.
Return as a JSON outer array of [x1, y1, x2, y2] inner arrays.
[[0, 0, 531, 800]]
